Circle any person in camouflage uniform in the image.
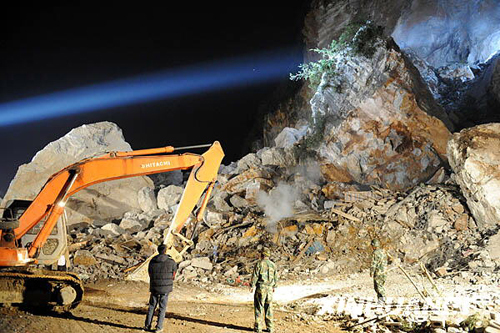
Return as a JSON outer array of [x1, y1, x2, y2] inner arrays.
[[251, 247, 277, 333], [370, 239, 388, 304]]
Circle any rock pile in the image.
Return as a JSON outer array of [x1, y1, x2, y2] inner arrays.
[[65, 123, 500, 288]]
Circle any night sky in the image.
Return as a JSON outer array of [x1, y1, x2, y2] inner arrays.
[[0, 2, 309, 195]]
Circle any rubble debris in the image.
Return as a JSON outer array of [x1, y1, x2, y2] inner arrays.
[[56, 121, 499, 307], [66, 175, 500, 286]]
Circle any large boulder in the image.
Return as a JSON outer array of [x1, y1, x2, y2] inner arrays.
[[274, 127, 307, 148], [236, 153, 261, 173], [259, 147, 295, 168], [309, 31, 451, 190], [138, 187, 158, 213], [2, 122, 153, 225], [447, 123, 500, 229], [157, 185, 184, 211]]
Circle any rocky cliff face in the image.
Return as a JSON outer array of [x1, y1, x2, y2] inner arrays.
[[302, 0, 500, 131], [305, 0, 500, 68], [2, 122, 153, 225], [392, 0, 500, 68], [304, 0, 409, 60], [304, 31, 451, 191]]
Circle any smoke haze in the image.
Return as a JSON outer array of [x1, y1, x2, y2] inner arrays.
[[256, 182, 298, 232]]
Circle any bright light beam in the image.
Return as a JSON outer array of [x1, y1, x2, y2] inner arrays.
[[0, 50, 301, 127]]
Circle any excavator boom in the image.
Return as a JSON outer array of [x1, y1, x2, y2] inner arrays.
[[0, 141, 224, 311]]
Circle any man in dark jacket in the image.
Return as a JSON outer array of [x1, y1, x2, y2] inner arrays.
[[144, 243, 177, 333]]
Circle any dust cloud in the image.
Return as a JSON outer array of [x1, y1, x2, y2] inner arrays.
[[256, 182, 298, 233]]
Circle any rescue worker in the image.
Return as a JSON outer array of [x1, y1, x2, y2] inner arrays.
[[144, 243, 177, 333], [370, 238, 387, 304], [250, 247, 277, 333]]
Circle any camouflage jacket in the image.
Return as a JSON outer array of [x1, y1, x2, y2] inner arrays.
[[370, 248, 387, 277], [251, 259, 277, 289]]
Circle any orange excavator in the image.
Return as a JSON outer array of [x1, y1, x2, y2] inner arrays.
[[0, 141, 224, 311]]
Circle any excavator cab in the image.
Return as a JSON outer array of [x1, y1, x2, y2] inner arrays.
[[0, 203, 20, 244], [1, 200, 68, 268]]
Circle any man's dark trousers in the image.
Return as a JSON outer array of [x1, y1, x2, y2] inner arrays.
[[145, 293, 169, 329]]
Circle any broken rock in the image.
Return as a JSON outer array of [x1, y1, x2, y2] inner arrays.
[[260, 147, 294, 167], [236, 153, 261, 173], [428, 211, 448, 230], [95, 253, 126, 265], [454, 214, 469, 231], [119, 217, 147, 233], [224, 265, 239, 277], [222, 168, 274, 195], [101, 223, 126, 236], [448, 123, 500, 228], [205, 210, 226, 225], [73, 250, 97, 266], [486, 231, 500, 264], [191, 257, 213, 271], [138, 187, 157, 212], [157, 185, 184, 211], [229, 195, 249, 209], [274, 126, 307, 148], [210, 190, 232, 212]]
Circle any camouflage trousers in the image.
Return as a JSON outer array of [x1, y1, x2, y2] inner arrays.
[[254, 286, 273, 332], [373, 273, 386, 299]]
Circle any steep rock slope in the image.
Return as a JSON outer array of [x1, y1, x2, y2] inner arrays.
[[304, 29, 451, 190]]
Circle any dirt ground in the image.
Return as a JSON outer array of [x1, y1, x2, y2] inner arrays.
[[2, 269, 497, 333], [0, 279, 342, 333]]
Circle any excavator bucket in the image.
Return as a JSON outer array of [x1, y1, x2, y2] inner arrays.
[[126, 142, 224, 282]]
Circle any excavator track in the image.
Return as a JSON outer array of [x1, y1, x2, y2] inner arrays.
[[0, 268, 84, 312]]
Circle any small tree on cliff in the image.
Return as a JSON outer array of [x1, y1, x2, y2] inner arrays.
[[290, 21, 384, 90]]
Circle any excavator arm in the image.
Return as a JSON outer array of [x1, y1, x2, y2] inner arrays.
[[0, 141, 223, 265], [0, 141, 224, 311]]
